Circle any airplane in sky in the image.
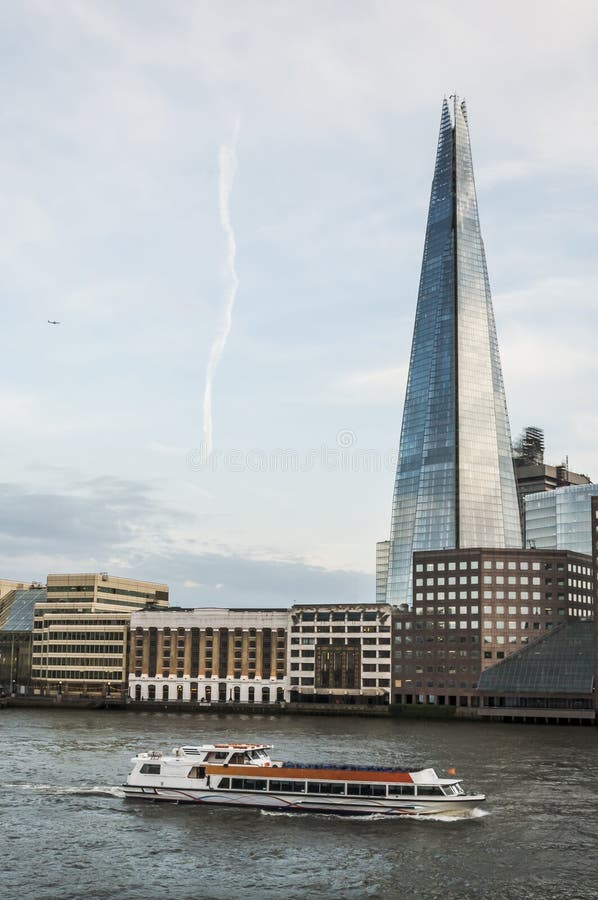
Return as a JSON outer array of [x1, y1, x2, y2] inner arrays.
[[47, 320, 61, 325]]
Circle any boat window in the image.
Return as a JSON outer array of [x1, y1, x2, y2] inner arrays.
[[206, 751, 228, 762], [187, 766, 206, 779], [139, 764, 161, 775], [346, 784, 386, 797], [442, 785, 458, 796], [218, 778, 230, 789], [415, 786, 444, 796], [268, 781, 306, 793], [230, 778, 267, 791], [387, 784, 415, 796], [306, 782, 345, 795]]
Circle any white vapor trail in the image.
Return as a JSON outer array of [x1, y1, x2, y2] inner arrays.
[[202, 119, 240, 457]]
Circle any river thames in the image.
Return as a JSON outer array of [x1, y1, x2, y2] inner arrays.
[[1, 709, 597, 899]]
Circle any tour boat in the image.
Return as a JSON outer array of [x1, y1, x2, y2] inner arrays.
[[122, 741, 485, 816]]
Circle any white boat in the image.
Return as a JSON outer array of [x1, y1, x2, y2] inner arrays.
[[122, 741, 485, 816]]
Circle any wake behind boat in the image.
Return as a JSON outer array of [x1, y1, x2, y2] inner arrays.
[[122, 741, 485, 816]]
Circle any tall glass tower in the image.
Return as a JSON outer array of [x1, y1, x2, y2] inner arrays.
[[384, 96, 522, 605]]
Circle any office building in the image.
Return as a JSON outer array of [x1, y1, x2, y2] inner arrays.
[[128, 607, 288, 703], [381, 96, 521, 606], [31, 573, 169, 696], [288, 603, 392, 705], [524, 483, 598, 556], [392, 547, 593, 709]]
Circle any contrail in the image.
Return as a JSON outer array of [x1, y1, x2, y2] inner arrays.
[[202, 118, 240, 457]]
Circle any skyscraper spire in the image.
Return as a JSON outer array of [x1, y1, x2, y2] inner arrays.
[[383, 98, 522, 605]]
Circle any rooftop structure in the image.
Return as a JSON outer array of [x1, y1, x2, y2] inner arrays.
[[513, 426, 590, 530]]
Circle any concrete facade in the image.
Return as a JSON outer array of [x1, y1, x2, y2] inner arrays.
[[288, 603, 392, 705], [31, 573, 169, 696]]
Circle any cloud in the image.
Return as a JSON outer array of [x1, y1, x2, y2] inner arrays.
[[0, 477, 372, 606]]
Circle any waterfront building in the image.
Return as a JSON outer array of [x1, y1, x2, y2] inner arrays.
[[381, 96, 521, 606], [288, 603, 392, 705], [31, 573, 169, 697], [592, 496, 598, 715], [0, 586, 46, 694], [524, 483, 598, 556], [513, 426, 590, 532], [476, 618, 594, 724], [128, 607, 288, 703], [392, 548, 593, 709]]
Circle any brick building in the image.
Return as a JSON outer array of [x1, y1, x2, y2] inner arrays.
[[393, 548, 593, 709]]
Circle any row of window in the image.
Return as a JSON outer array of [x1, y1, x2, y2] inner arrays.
[[32, 644, 123, 654], [218, 778, 441, 797], [294, 611, 381, 623], [34, 619, 128, 626], [291, 637, 390, 645], [32, 670, 123, 680], [137, 628, 286, 637], [291, 626, 390, 634], [289, 677, 390, 687], [396, 666, 478, 674], [415, 561, 480, 572], [134, 669, 285, 680], [414, 560, 588, 575], [32, 657, 124, 668]]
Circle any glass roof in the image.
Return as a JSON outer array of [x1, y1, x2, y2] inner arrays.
[[0, 589, 46, 632], [478, 619, 594, 695]]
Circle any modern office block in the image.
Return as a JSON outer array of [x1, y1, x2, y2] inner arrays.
[[524, 483, 598, 555]]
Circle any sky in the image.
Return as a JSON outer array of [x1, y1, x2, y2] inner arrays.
[[2, 0, 598, 606]]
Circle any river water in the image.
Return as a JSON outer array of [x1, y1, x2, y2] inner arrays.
[[1, 709, 597, 899]]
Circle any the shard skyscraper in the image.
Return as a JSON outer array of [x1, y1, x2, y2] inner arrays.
[[383, 96, 522, 605]]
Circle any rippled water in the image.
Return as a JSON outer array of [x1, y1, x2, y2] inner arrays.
[[1, 709, 597, 899]]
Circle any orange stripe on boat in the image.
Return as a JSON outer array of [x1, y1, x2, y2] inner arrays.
[[206, 765, 414, 783]]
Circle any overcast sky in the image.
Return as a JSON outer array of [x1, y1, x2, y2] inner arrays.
[[2, 1, 598, 606]]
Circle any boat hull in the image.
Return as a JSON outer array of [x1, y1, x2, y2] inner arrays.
[[121, 784, 483, 817]]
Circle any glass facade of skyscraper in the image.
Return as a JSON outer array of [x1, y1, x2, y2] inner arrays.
[[384, 98, 521, 605], [524, 484, 598, 556]]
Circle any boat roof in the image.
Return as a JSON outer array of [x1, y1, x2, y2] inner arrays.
[[178, 742, 272, 752]]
